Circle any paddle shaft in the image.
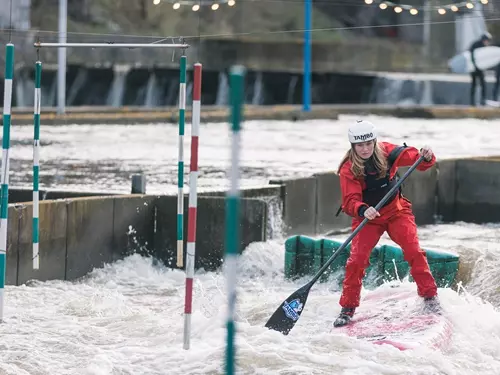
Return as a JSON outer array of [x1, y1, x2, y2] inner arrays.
[[307, 155, 426, 286]]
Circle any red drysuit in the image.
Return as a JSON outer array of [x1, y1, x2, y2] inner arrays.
[[338, 141, 438, 308]]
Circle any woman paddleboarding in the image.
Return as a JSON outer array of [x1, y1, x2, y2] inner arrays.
[[334, 120, 441, 328]]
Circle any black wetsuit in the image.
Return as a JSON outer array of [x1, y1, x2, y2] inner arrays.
[[470, 39, 486, 106], [493, 43, 500, 101]]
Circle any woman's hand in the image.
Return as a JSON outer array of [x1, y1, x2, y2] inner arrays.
[[364, 206, 380, 220], [420, 145, 433, 162]]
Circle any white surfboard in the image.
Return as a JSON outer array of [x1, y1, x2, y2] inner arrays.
[[448, 46, 500, 74], [486, 99, 500, 107]]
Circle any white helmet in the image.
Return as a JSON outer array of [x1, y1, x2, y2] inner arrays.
[[348, 120, 377, 144]]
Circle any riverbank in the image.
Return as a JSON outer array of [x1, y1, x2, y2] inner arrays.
[[3, 104, 500, 125]]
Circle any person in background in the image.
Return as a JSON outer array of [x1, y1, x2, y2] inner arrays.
[[470, 32, 492, 106], [492, 41, 500, 102]]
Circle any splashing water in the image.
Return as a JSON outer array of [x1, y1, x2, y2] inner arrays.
[[1, 222, 500, 374], [2, 117, 500, 373]]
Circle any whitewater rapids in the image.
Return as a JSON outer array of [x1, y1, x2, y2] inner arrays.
[[1, 115, 500, 374]]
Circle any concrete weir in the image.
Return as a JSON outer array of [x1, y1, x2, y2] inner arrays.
[[3, 156, 500, 285], [436, 156, 500, 224], [4, 104, 500, 126], [4, 193, 270, 286]]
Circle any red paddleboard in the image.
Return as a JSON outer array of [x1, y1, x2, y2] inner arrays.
[[332, 286, 453, 351]]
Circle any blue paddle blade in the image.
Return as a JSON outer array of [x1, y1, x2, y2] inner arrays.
[[264, 284, 311, 335]]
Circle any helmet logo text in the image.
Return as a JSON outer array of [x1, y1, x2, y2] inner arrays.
[[353, 132, 373, 141]]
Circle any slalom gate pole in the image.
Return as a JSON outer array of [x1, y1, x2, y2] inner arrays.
[[32, 60, 42, 270], [177, 55, 187, 268], [183, 63, 202, 350], [0, 43, 14, 322], [225, 65, 245, 375], [26, 39, 190, 271]]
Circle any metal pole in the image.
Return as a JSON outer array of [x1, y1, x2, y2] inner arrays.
[[177, 55, 187, 269], [225, 65, 244, 375], [423, 0, 431, 62], [184, 63, 203, 350], [303, 0, 312, 112], [0, 43, 14, 322], [57, 0, 67, 114], [35, 43, 190, 48], [33, 61, 42, 270]]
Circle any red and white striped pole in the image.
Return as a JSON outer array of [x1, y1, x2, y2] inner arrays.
[[183, 63, 202, 350]]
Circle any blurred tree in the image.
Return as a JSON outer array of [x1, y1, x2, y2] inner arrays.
[[68, 0, 91, 21], [140, 0, 148, 20]]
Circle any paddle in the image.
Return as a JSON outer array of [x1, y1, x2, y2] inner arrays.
[[264, 155, 426, 335]]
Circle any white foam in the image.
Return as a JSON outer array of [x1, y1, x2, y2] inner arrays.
[[0, 224, 498, 373], [2, 118, 500, 372]]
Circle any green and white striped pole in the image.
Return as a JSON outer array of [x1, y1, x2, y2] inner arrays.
[[33, 61, 42, 270], [177, 55, 187, 268], [0, 43, 14, 322], [225, 65, 245, 375]]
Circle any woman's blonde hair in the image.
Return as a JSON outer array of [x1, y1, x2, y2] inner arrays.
[[337, 140, 388, 179]]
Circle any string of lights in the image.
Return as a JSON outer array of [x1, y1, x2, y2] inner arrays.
[[365, 0, 489, 15], [153, 0, 236, 11], [152, 0, 491, 14]]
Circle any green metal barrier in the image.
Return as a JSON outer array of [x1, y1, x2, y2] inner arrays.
[[284, 235, 459, 288]]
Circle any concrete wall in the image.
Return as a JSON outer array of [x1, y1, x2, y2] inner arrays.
[[398, 164, 438, 225], [269, 173, 353, 237], [17, 200, 68, 284], [452, 157, 500, 223], [5, 193, 269, 285], [6, 206, 21, 286], [269, 162, 442, 236], [267, 156, 500, 233], [8, 188, 116, 204], [269, 176, 318, 236], [436, 157, 500, 224], [154, 195, 268, 271], [314, 171, 352, 234], [65, 197, 117, 280], [436, 159, 457, 222], [5, 195, 156, 285], [199, 185, 282, 199]]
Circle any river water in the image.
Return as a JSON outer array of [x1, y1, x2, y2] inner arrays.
[[1, 115, 500, 374], [6, 114, 500, 194]]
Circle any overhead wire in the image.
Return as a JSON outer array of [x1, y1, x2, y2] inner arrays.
[[0, 3, 497, 46], [166, 13, 500, 44]]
